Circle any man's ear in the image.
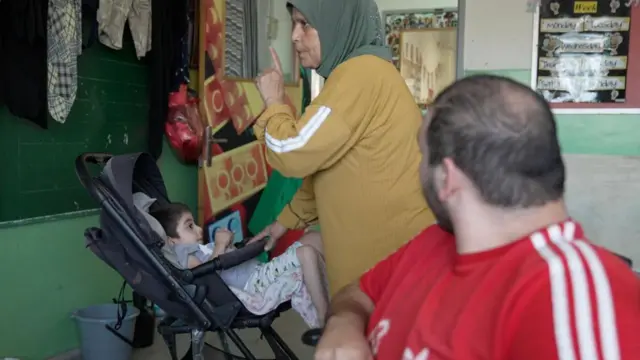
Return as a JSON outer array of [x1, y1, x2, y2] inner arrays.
[[438, 157, 462, 201]]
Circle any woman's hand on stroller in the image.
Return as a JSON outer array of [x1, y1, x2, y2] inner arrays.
[[247, 221, 287, 251]]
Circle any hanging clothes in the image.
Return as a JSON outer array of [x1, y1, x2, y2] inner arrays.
[[47, 0, 83, 123], [81, 0, 100, 50], [147, 0, 187, 159], [97, 0, 151, 59], [0, 0, 49, 129]]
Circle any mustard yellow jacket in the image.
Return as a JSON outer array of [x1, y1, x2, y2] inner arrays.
[[253, 55, 435, 295]]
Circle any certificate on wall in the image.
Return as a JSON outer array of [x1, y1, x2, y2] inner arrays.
[[532, 0, 633, 104]]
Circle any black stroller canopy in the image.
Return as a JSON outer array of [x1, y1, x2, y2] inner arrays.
[[101, 152, 169, 211]]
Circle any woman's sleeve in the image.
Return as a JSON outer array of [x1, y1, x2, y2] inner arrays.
[[252, 68, 368, 178], [276, 177, 317, 229]]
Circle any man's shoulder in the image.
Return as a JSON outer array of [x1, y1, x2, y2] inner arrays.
[[363, 224, 454, 278], [359, 224, 455, 304], [413, 224, 455, 243], [401, 224, 456, 259], [504, 235, 639, 307]]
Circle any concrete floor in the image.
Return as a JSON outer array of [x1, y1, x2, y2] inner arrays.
[[132, 310, 314, 359]]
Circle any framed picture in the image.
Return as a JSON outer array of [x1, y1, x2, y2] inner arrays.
[[383, 9, 459, 109], [383, 9, 459, 71], [399, 28, 458, 108]]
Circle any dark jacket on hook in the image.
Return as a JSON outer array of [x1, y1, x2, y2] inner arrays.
[[147, 0, 188, 160], [0, 0, 49, 129]]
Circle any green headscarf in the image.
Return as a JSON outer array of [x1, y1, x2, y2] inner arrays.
[[287, 0, 391, 78]]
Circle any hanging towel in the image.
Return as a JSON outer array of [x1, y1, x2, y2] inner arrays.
[[47, 0, 82, 123], [97, 0, 151, 59]]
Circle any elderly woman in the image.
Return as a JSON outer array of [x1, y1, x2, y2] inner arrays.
[[250, 0, 434, 295]]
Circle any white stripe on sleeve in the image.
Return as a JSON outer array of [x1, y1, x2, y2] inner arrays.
[[548, 225, 598, 360], [531, 226, 620, 360], [264, 106, 332, 153], [573, 240, 621, 360], [530, 232, 576, 360]]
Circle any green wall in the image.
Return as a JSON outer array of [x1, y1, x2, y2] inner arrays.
[[466, 70, 640, 156], [0, 142, 197, 359]]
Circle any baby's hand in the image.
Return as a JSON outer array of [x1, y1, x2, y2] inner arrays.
[[214, 229, 234, 248]]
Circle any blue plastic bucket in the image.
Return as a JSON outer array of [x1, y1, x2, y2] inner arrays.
[[72, 304, 140, 360]]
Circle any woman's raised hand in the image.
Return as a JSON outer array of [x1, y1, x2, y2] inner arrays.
[[255, 47, 286, 107]]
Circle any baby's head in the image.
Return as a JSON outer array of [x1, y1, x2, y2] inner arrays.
[[150, 203, 203, 246]]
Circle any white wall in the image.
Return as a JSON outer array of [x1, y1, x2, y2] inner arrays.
[[564, 155, 640, 265], [257, 0, 295, 81], [270, 0, 295, 80], [463, 0, 534, 70]]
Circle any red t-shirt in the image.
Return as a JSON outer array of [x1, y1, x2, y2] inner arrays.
[[360, 221, 640, 360]]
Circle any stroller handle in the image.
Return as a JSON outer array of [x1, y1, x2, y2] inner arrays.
[[188, 238, 269, 280], [75, 152, 113, 201]]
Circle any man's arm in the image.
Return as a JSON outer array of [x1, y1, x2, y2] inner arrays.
[[315, 283, 377, 360], [324, 283, 376, 332], [503, 245, 640, 360], [277, 177, 317, 230]]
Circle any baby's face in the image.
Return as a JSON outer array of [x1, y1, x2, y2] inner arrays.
[[173, 212, 203, 245]]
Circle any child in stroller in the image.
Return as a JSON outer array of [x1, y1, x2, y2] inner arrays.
[[149, 202, 329, 327]]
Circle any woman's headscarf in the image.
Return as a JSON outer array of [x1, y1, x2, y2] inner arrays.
[[287, 0, 391, 78]]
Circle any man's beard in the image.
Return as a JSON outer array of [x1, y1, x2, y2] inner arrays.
[[423, 171, 454, 233]]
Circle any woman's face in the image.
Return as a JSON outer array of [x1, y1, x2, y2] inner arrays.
[[291, 8, 321, 69]]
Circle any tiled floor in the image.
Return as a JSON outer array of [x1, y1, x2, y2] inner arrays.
[[133, 310, 314, 359]]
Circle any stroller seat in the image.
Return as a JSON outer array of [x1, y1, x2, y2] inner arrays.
[[75, 152, 300, 360]]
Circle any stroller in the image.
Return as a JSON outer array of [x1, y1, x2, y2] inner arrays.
[[75, 152, 311, 360]]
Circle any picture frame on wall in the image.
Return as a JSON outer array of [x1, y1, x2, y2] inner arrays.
[[398, 28, 458, 109], [383, 9, 460, 110]]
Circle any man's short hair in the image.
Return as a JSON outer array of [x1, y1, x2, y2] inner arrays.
[[426, 74, 565, 208]]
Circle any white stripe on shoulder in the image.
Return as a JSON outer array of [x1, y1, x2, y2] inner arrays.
[[573, 240, 620, 360], [563, 221, 576, 240], [548, 225, 598, 360], [264, 106, 332, 153], [530, 232, 576, 360]]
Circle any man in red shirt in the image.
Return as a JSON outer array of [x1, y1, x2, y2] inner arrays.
[[314, 75, 640, 360]]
